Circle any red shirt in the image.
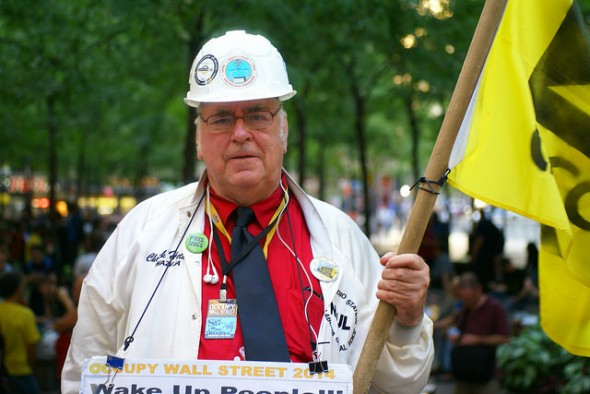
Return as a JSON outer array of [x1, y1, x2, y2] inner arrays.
[[198, 177, 323, 362], [457, 296, 510, 337]]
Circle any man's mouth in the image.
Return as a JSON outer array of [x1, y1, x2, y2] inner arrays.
[[229, 153, 257, 160]]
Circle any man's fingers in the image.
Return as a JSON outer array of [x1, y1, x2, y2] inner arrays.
[[380, 251, 396, 266]]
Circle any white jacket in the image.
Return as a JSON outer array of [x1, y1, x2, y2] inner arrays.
[[62, 172, 433, 394]]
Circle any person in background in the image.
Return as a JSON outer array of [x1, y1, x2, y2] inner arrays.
[[51, 286, 76, 391], [521, 242, 539, 311], [63, 30, 433, 394], [0, 271, 42, 393], [488, 258, 525, 300], [431, 275, 461, 377], [450, 272, 510, 394], [71, 230, 106, 303], [23, 223, 45, 265], [23, 245, 57, 326], [468, 210, 504, 292], [0, 245, 13, 276], [59, 201, 85, 269], [53, 230, 105, 387], [429, 239, 455, 305]]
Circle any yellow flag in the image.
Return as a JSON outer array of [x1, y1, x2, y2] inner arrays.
[[448, 0, 590, 356]]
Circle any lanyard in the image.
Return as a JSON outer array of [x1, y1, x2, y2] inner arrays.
[[206, 187, 288, 276], [119, 190, 206, 355]]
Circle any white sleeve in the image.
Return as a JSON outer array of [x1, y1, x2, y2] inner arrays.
[[370, 316, 434, 394]]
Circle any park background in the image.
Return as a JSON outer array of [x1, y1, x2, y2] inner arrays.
[[1, 1, 590, 393]]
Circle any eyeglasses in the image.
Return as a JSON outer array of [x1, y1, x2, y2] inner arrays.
[[200, 106, 282, 133]]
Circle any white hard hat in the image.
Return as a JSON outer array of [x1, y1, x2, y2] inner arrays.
[[184, 30, 296, 107]]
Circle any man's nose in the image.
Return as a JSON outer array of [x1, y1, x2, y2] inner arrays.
[[231, 117, 251, 141]]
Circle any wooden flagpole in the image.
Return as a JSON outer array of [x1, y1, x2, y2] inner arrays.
[[352, 0, 508, 392]]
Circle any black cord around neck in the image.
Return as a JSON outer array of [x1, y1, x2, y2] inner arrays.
[[123, 191, 206, 351]]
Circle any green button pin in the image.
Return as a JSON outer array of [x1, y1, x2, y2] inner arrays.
[[185, 233, 208, 253]]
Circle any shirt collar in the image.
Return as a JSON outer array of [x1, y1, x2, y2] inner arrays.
[[209, 173, 287, 228]]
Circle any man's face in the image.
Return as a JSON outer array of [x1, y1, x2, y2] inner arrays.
[[458, 286, 479, 308], [31, 248, 44, 263], [197, 98, 287, 205]]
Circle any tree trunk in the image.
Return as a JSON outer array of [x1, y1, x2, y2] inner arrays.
[[183, 107, 198, 184], [182, 11, 204, 184], [292, 99, 307, 186], [351, 80, 371, 236], [135, 140, 149, 202], [404, 91, 421, 183], [317, 131, 326, 201], [47, 94, 58, 221], [76, 127, 87, 201]]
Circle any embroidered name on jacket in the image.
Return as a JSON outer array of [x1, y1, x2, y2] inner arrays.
[[146, 250, 185, 267], [324, 289, 359, 351]]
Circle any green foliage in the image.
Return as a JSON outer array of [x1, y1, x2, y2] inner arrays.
[[497, 325, 590, 393], [0, 0, 529, 205], [561, 357, 590, 393]]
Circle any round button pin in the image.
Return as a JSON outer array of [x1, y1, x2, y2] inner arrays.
[[310, 257, 339, 282], [185, 233, 208, 254]]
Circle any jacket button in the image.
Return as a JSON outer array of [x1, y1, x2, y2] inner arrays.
[[192, 314, 198, 320], [187, 211, 192, 217]]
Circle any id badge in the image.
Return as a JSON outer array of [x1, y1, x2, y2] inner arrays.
[[204, 299, 238, 339]]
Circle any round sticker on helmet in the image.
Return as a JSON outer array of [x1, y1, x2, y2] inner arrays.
[[194, 55, 218, 86], [223, 56, 256, 87]]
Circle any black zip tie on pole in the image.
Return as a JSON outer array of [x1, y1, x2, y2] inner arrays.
[[410, 168, 450, 195]]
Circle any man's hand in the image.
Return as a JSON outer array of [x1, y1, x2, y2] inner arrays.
[[458, 333, 481, 346], [377, 252, 430, 327]]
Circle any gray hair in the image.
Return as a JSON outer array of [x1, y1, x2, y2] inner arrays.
[[459, 272, 481, 289]]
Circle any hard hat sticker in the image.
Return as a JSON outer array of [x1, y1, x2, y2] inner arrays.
[[194, 54, 219, 86], [223, 56, 256, 87]]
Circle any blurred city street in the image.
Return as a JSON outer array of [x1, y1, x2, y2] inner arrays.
[[424, 379, 453, 394], [373, 207, 541, 394], [371, 207, 540, 268]]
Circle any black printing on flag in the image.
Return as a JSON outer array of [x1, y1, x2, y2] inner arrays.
[[529, 3, 590, 159]]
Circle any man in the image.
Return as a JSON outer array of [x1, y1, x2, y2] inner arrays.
[[0, 245, 13, 276], [450, 272, 510, 394], [0, 271, 42, 393], [62, 30, 433, 393], [469, 210, 504, 292]]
